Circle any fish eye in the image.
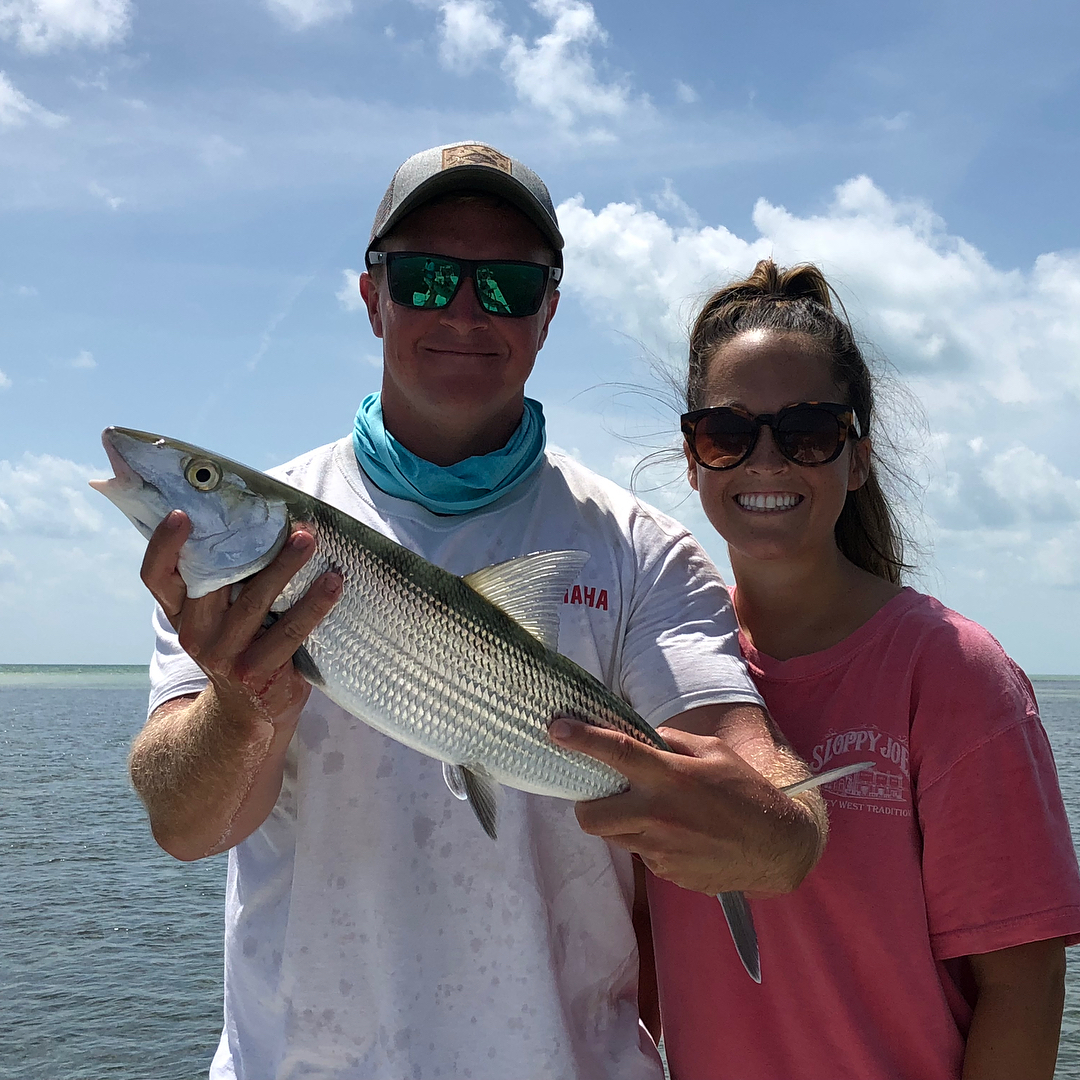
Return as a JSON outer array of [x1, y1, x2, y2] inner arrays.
[[185, 459, 222, 492]]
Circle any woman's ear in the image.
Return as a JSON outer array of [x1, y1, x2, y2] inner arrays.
[[848, 436, 872, 491], [684, 442, 700, 492]]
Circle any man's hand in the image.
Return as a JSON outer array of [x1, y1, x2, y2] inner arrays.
[[142, 509, 342, 730], [548, 710, 823, 896], [130, 509, 342, 861]]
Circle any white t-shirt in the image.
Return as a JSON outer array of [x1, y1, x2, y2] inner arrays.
[[149, 438, 763, 1080]]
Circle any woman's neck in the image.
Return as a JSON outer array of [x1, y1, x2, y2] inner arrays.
[[730, 543, 902, 661]]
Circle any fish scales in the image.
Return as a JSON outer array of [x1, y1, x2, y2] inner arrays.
[[277, 499, 659, 800]]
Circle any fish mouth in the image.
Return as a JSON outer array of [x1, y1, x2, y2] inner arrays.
[[88, 427, 168, 538], [89, 428, 143, 497]]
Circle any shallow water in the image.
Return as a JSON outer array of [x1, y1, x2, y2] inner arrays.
[[1, 668, 1078, 1079]]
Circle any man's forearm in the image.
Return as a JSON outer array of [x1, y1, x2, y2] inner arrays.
[[129, 686, 298, 861], [674, 702, 828, 891]]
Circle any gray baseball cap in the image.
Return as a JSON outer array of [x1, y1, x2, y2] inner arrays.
[[367, 141, 564, 261]]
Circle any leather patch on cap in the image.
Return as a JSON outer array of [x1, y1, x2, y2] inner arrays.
[[442, 144, 511, 174]]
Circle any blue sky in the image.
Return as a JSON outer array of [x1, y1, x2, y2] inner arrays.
[[2, 0, 1080, 671]]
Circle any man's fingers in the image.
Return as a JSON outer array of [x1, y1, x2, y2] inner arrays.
[[176, 585, 232, 661], [140, 510, 191, 620], [573, 790, 652, 838], [209, 529, 318, 654], [548, 717, 668, 783], [654, 724, 736, 759], [238, 571, 343, 680]]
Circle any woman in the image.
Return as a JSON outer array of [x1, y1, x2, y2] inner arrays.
[[647, 259, 1080, 1079]]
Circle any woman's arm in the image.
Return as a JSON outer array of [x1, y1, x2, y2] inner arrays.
[[962, 938, 1066, 1080]]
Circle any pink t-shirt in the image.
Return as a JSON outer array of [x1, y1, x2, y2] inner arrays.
[[649, 588, 1080, 1080]]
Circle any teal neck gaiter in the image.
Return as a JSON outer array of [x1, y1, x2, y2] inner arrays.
[[352, 392, 547, 515]]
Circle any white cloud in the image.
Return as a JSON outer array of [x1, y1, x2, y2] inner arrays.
[[982, 446, 1080, 524], [89, 181, 124, 208], [502, 0, 631, 126], [0, 71, 66, 127], [559, 175, 1080, 403], [336, 268, 364, 311], [199, 134, 245, 169], [0, 453, 106, 538], [71, 349, 96, 369], [429, 0, 638, 133], [557, 175, 1080, 593], [437, 0, 505, 74], [0, 368, 10, 389], [265, 0, 352, 29], [0, 0, 131, 53], [674, 80, 698, 104]]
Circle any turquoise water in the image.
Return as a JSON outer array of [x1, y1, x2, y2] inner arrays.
[[1, 668, 1079, 1079]]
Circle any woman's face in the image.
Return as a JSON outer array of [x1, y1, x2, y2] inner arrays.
[[686, 329, 870, 567]]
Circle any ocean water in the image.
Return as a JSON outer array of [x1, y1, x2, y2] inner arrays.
[[1, 667, 1079, 1079]]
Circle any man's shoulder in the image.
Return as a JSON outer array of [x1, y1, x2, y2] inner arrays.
[[541, 448, 691, 546], [267, 437, 351, 491]]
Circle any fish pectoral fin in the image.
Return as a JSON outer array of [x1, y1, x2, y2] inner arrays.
[[781, 760, 875, 797], [291, 644, 324, 687], [443, 763, 470, 801], [717, 890, 761, 983], [262, 611, 323, 687], [462, 549, 591, 651], [458, 765, 500, 841]]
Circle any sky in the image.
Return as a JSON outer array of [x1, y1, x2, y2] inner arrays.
[[1, 0, 1079, 671]]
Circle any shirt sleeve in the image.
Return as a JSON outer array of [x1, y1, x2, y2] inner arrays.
[[617, 516, 764, 727], [914, 632, 1080, 958], [147, 602, 208, 717]]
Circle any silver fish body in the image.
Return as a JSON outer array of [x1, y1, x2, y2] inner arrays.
[[91, 427, 668, 821], [276, 491, 666, 803]]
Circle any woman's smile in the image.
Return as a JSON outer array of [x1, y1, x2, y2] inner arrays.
[[734, 492, 804, 512]]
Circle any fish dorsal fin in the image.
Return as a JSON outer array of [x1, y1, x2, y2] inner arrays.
[[781, 761, 874, 797], [463, 549, 590, 651]]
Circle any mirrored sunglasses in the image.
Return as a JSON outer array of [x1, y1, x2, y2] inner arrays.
[[365, 251, 562, 318], [681, 402, 861, 470]]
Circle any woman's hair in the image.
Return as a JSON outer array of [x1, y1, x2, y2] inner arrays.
[[686, 258, 910, 584]]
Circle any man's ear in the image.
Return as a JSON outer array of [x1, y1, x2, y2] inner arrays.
[[534, 289, 560, 352], [848, 436, 871, 491], [684, 441, 700, 492], [359, 272, 384, 339]]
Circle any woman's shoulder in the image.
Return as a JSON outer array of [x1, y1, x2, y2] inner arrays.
[[886, 590, 1024, 673], [889, 590, 1039, 730]]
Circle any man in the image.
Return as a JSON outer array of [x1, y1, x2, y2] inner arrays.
[[132, 142, 825, 1079]]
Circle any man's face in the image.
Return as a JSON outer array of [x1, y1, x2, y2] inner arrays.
[[359, 197, 560, 464]]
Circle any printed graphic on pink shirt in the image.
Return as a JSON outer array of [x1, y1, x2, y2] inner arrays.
[[811, 726, 911, 818]]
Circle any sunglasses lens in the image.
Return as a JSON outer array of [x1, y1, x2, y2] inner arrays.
[[776, 408, 844, 464], [476, 263, 547, 317], [691, 411, 758, 468], [389, 256, 461, 309]]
